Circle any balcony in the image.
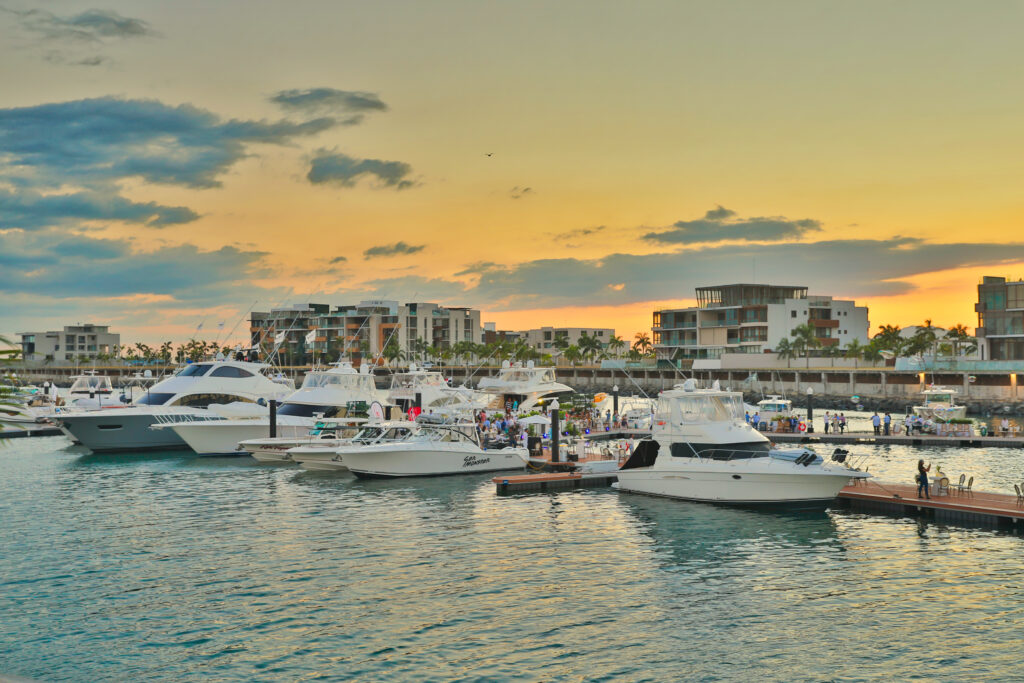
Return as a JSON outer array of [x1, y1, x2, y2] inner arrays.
[[810, 319, 839, 328]]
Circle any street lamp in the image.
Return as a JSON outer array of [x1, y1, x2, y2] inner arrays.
[[612, 384, 619, 418], [805, 386, 814, 434]]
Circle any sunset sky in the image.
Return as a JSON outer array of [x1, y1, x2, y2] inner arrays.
[[3, 1, 1024, 347]]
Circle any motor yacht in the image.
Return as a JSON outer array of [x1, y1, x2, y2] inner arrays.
[[614, 380, 867, 505], [388, 363, 486, 417], [340, 417, 529, 478], [293, 421, 419, 471], [912, 386, 967, 421], [160, 362, 386, 455], [477, 361, 573, 412], [53, 359, 295, 453], [753, 395, 793, 421]]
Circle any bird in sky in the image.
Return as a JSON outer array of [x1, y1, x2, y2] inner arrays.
[[485, 152, 493, 157]]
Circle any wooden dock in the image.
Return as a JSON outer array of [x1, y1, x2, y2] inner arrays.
[[0, 427, 63, 439], [494, 471, 619, 494], [770, 431, 1024, 449], [836, 480, 1024, 527]]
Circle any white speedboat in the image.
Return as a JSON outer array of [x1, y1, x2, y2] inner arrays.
[[340, 420, 529, 478], [912, 386, 967, 421], [241, 419, 366, 464], [294, 421, 418, 471], [477, 361, 573, 411], [754, 395, 793, 421], [161, 362, 385, 455], [615, 380, 867, 505], [53, 360, 295, 453]]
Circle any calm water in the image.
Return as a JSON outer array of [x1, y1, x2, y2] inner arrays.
[[3, 436, 1024, 682]]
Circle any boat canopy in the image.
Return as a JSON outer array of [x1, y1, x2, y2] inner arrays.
[[69, 374, 113, 394], [301, 371, 376, 390], [657, 392, 745, 425]]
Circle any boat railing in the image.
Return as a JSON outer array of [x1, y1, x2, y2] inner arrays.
[[684, 444, 863, 470]]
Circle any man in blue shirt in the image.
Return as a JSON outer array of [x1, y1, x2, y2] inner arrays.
[[883, 412, 891, 435]]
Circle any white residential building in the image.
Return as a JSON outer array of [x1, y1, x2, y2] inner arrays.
[[18, 324, 120, 362]]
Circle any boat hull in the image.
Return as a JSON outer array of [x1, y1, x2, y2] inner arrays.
[[169, 421, 310, 456], [616, 461, 861, 505], [293, 447, 349, 471], [343, 445, 529, 478], [54, 411, 217, 452]]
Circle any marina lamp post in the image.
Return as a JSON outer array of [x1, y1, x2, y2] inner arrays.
[[612, 384, 619, 417], [805, 387, 814, 433], [549, 398, 561, 463]]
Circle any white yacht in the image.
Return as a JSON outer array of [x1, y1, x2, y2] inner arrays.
[[477, 361, 574, 411], [294, 421, 419, 471], [241, 419, 366, 465], [53, 360, 295, 453], [912, 386, 967, 421], [615, 380, 867, 505], [388, 364, 486, 417], [340, 419, 529, 478], [160, 362, 386, 455], [754, 395, 793, 421]]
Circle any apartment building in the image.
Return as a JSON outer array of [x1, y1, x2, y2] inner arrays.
[[250, 301, 482, 363], [520, 326, 616, 352], [18, 324, 120, 362], [976, 276, 1024, 360], [653, 283, 869, 360]]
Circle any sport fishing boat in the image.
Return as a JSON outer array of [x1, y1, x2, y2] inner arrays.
[[159, 362, 385, 455], [53, 360, 294, 453], [293, 421, 419, 471], [911, 386, 967, 421], [240, 418, 367, 465], [615, 380, 868, 505], [340, 417, 529, 478], [477, 360, 573, 411]]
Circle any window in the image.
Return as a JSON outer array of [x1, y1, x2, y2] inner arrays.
[[278, 403, 342, 418], [178, 363, 213, 377], [174, 393, 251, 408], [209, 366, 254, 378], [135, 392, 176, 406], [791, 311, 797, 318]]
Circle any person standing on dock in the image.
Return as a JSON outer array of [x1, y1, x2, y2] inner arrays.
[[1000, 417, 1010, 436], [871, 413, 881, 435], [904, 414, 913, 436], [883, 412, 891, 436], [839, 413, 847, 434], [917, 459, 932, 499], [824, 412, 831, 434]]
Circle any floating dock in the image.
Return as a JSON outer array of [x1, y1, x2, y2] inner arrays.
[[770, 432, 1024, 449], [0, 427, 63, 439], [494, 471, 619, 493]]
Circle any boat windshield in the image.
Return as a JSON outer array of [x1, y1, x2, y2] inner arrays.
[[70, 375, 113, 393], [926, 394, 952, 404], [277, 403, 343, 418], [301, 372, 373, 390], [135, 392, 176, 406], [672, 394, 744, 423], [178, 364, 213, 377], [389, 373, 446, 389]]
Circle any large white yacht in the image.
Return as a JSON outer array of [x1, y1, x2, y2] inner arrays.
[[160, 362, 386, 455], [615, 380, 867, 505], [53, 360, 295, 452], [912, 386, 967, 421], [477, 361, 573, 411], [387, 364, 486, 417], [340, 419, 529, 478]]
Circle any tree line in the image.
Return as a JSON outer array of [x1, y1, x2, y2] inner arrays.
[[775, 321, 975, 368]]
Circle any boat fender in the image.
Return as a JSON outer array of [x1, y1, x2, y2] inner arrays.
[[798, 422, 807, 432]]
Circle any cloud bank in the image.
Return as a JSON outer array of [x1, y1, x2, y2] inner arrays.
[[363, 241, 426, 259], [307, 151, 416, 190], [645, 206, 822, 245]]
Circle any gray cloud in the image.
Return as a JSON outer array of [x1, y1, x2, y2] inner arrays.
[[0, 229, 268, 301], [363, 241, 425, 259], [0, 96, 339, 231], [270, 88, 388, 118], [553, 225, 607, 241], [343, 237, 1024, 311], [0, 187, 198, 230], [5, 7, 156, 42], [308, 151, 416, 190], [645, 206, 822, 245], [510, 186, 532, 199], [329, 256, 348, 264]]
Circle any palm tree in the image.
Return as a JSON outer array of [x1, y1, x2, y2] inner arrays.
[[608, 335, 627, 358], [775, 338, 796, 368], [862, 341, 884, 364], [578, 333, 603, 362], [552, 335, 570, 352], [873, 324, 905, 356], [844, 339, 864, 369], [159, 341, 173, 363], [563, 345, 582, 367], [382, 337, 405, 367], [824, 343, 844, 366], [633, 332, 652, 355], [789, 323, 820, 368], [944, 324, 971, 358]]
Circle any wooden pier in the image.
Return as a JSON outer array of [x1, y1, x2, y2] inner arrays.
[[770, 431, 1024, 449], [494, 471, 619, 494], [836, 480, 1024, 527]]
